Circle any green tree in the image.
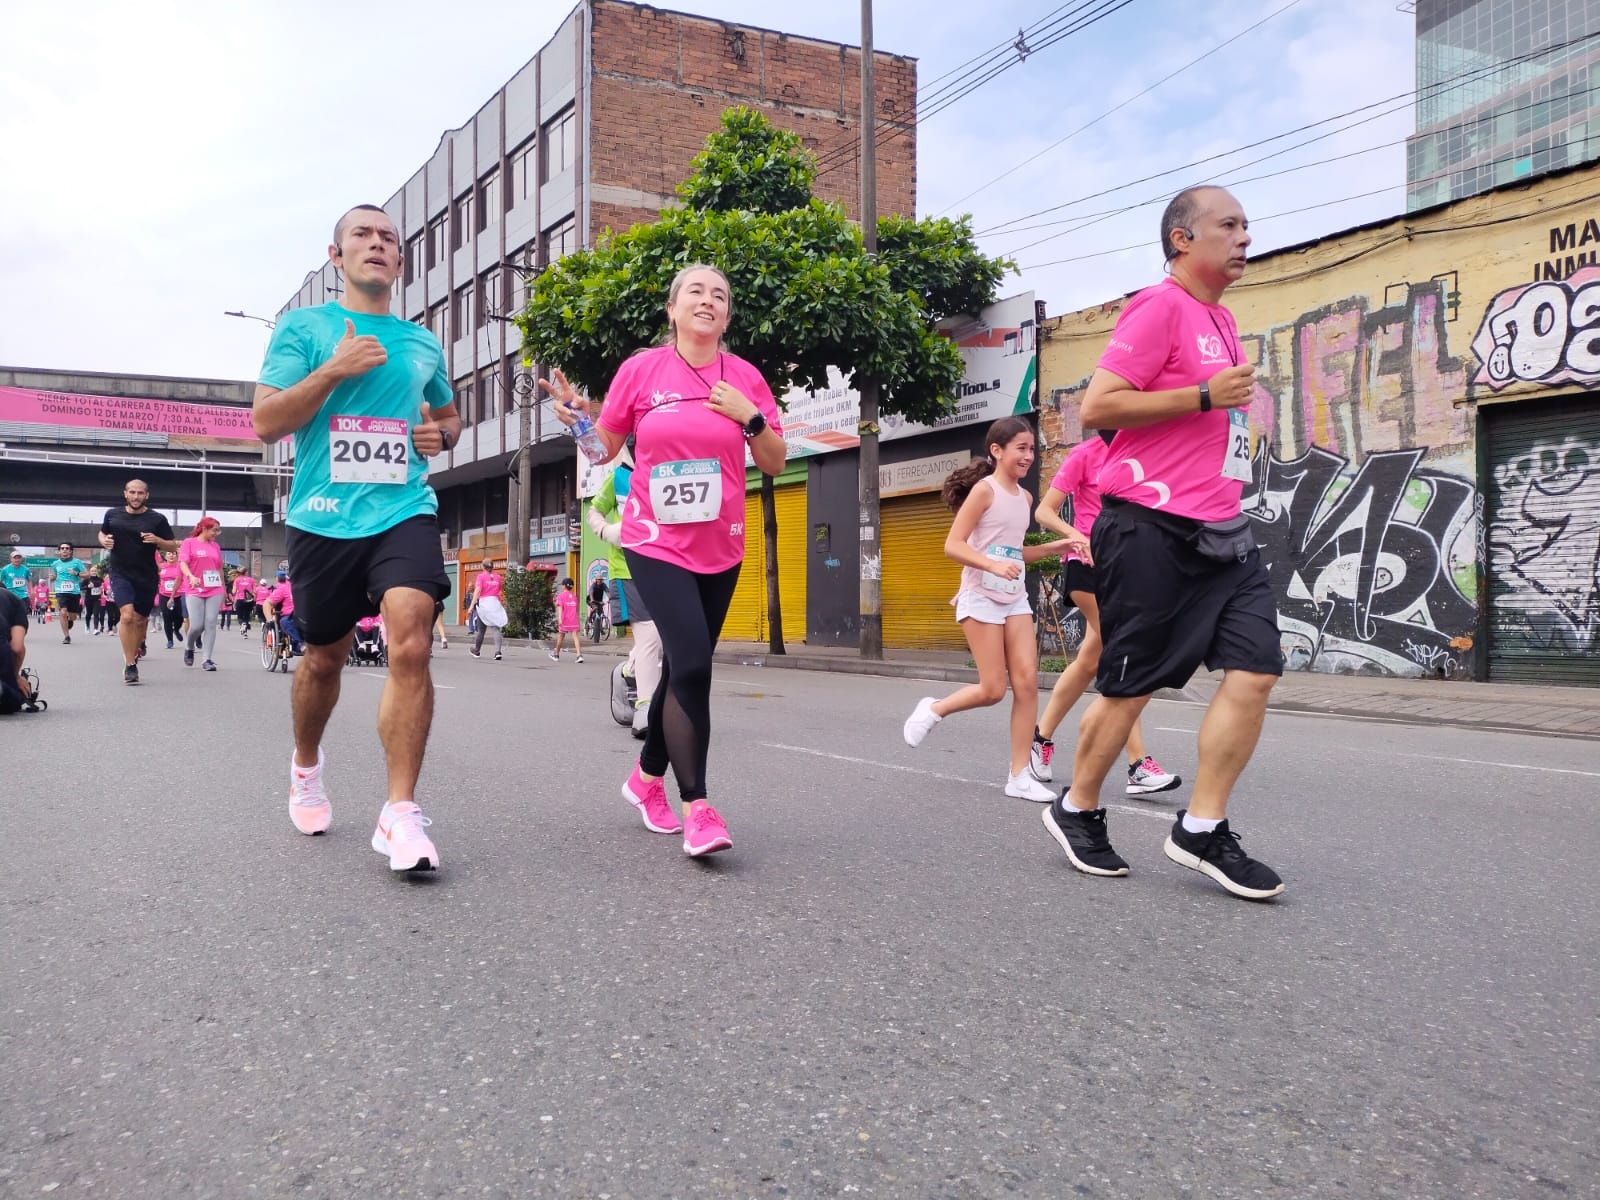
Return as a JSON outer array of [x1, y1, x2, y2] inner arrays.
[[517, 106, 1012, 653], [501, 566, 555, 640]]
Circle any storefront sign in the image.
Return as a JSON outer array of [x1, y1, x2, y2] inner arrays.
[[528, 535, 569, 556], [0, 384, 258, 445], [880, 451, 971, 498], [774, 293, 1038, 459]]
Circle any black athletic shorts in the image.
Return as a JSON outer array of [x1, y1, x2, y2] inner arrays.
[[1061, 559, 1096, 603], [286, 514, 449, 646], [55, 593, 82, 614], [235, 599, 256, 621], [109, 574, 158, 617], [621, 577, 652, 624], [1092, 498, 1283, 697]]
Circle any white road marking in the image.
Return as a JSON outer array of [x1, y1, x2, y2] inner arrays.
[[1145, 729, 1600, 779], [761, 742, 1172, 821], [350, 672, 456, 690]]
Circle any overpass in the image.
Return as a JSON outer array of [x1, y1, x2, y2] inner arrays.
[[0, 365, 286, 511]]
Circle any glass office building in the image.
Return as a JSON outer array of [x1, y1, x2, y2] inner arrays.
[[1408, 0, 1600, 209]]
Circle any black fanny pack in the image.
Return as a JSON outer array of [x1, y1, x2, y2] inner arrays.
[[1104, 497, 1256, 563]]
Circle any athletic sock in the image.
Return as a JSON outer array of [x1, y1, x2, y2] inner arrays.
[[1182, 812, 1222, 834]]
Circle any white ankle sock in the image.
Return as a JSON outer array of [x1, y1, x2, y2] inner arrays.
[[1182, 812, 1222, 834]]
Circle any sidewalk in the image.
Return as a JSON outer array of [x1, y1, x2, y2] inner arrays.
[[449, 626, 1600, 740]]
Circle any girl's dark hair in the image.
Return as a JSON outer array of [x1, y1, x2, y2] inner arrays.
[[941, 416, 1033, 512], [562, 578, 574, 588]]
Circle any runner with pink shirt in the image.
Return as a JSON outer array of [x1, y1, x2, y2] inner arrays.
[[544, 263, 786, 857], [178, 516, 227, 671], [901, 418, 1081, 803], [548, 578, 582, 663], [467, 560, 508, 660], [1028, 433, 1180, 796], [157, 552, 185, 650], [1040, 185, 1284, 900], [233, 573, 257, 636]]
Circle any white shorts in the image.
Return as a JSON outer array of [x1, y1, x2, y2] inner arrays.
[[954, 589, 1032, 625]]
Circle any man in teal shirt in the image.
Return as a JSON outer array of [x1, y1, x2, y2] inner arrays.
[[51, 544, 89, 644], [253, 202, 461, 874], [2, 551, 30, 602]]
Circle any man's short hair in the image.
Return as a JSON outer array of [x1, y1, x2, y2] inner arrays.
[[1159, 186, 1220, 262], [334, 204, 394, 245]]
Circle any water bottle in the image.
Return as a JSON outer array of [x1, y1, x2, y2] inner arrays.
[[566, 402, 607, 464]]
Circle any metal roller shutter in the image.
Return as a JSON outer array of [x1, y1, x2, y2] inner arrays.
[[881, 494, 965, 650], [718, 485, 808, 644], [1484, 397, 1600, 686]]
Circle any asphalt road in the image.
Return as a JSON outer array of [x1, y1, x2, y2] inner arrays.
[[4, 624, 1597, 1199]]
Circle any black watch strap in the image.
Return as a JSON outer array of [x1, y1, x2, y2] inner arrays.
[[743, 411, 767, 439], [1198, 381, 1212, 413]]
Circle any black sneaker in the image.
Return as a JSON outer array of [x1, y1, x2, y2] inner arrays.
[[123, 664, 139, 685], [62, 635, 70, 644], [1163, 811, 1284, 900], [183, 647, 195, 667], [1040, 798, 1130, 876]]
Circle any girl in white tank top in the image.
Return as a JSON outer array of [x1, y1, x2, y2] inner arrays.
[[900, 418, 1088, 803]]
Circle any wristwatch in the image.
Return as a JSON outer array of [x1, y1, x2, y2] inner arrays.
[[742, 412, 767, 439], [1198, 381, 1212, 413]]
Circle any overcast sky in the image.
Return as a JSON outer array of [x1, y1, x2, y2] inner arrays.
[[0, 0, 1415, 388]]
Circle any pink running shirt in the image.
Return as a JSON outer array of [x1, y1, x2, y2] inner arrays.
[[475, 571, 503, 599], [1047, 437, 1109, 560], [1095, 278, 1246, 523], [179, 537, 225, 599], [232, 576, 256, 602], [158, 562, 182, 599], [555, 590, 579, 632], [598, 345, 783, 574], [267, 581, 294, 616]]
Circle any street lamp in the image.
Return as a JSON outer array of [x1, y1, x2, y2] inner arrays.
[[224, 310, 276, 329]]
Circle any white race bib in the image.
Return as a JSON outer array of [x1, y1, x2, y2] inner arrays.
[[202, 569, 222, 589], [1221, 409, 1252, 482], [980, 544, 1024, 594], [329, 416, 409, 484], [163, 579, 177, 594], [650, 459, 722, 524]]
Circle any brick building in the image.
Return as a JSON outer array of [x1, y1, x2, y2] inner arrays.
[[270, 0, 916, 615]]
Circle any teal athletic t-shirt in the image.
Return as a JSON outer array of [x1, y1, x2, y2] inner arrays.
[[258, 302, 454, 540], [1, 564, 29, 598], [52, 559, 87, 594]]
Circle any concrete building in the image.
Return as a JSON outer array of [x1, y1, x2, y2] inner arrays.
[[1040, 160, 1600, 686], [270, 0, 916, 613], [1407, 0, 1600, 210]]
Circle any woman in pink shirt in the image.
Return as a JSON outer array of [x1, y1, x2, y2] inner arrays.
[[549, 577, 582, 662], [468, 561, 508, 661], [1029, 434, 1179, 797], [901, 417, 1082, 802], [233, 573, 258, 636], [544, 264, 785, 857], [157, 552, 185, 649], [179, 516, 226, 671]]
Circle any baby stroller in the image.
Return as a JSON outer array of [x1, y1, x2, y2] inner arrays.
[[349, 618, 387, 667]]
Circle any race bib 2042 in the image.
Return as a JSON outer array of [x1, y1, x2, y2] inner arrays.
[[329, 416, 409, 485]]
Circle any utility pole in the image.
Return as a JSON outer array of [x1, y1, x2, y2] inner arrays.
[[517, 382, 534, 564], [857, 0, 883, 660]]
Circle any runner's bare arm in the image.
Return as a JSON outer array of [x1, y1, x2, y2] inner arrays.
[[1032, 487, 1092, 564], [253, 319, 385, 443], [1081, 364, 1255, 429]]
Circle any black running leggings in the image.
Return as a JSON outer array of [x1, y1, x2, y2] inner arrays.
[[624, 551, 740, 803], [161, 599, 184, 644]]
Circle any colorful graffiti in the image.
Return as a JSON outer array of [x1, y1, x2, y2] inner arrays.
[[1470, 266, 1600, 390], [1487, 435, 1600, 656]]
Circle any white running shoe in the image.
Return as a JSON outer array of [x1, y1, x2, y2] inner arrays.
[[903, 697, 941, 747], [548, 650, 560, 662], [575, 655, 584, 663], [1127, 756, 1182, 796], [1029, 729, 1054, 782], [631, 701, 649, 739], [371, 801, 439, 871], [1005, 771, 1056, 803], [289, 749, 331, 835]]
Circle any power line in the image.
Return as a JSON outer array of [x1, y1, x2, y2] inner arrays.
[[939, 0, 1309, 216]]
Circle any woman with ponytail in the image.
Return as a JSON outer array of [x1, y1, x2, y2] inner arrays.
[[902, 417, 1086, 802]]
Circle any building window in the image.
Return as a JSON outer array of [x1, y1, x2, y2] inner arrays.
[[404, 232, 424, 284], [452, 191, 474, 250], [541, 108, 575, 183], [455, 375, 475, 427], [453, 284, 474, 340], [427, 217, 448, 269], [478, 169, 501, 231], [510, 137, 537, 206], [477, 270, 500, 325], [542, 217, 578, 265], [477, 364, 500, 421], [427, 302, 448, 345]]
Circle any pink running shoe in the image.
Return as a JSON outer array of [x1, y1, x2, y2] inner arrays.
[[682, 800, 732, 857], [621, 764, 682, 834], [371, 801, 439, 871], [288, 749, 332, 835]]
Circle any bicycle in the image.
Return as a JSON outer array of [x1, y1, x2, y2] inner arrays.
[[585, 601, 611, 643], [260, 619, 293, 673]]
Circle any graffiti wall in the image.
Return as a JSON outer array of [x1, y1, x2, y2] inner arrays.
[[1038, 162, 1600, 679]]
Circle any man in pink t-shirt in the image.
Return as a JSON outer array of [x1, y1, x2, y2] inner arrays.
[[1041, 185, 1284, 902]]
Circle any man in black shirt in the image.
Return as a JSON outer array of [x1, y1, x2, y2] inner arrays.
[[97, 479, 178, 685], [0, 587, 29, 713]]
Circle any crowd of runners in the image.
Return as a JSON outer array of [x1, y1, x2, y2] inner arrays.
[[15, 188, 1284, 902]]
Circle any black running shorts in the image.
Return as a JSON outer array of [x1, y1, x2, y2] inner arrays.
[[109, 574, 158, 617], [1092, 499, 1283, 697], [286, 514, 449, 647], [55, 594, 82, 614], [1061, 558, 1096, 603], [621, 577, 652, 624]]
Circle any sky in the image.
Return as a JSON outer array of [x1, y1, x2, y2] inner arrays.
[[0, 0, 1415, 520]]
